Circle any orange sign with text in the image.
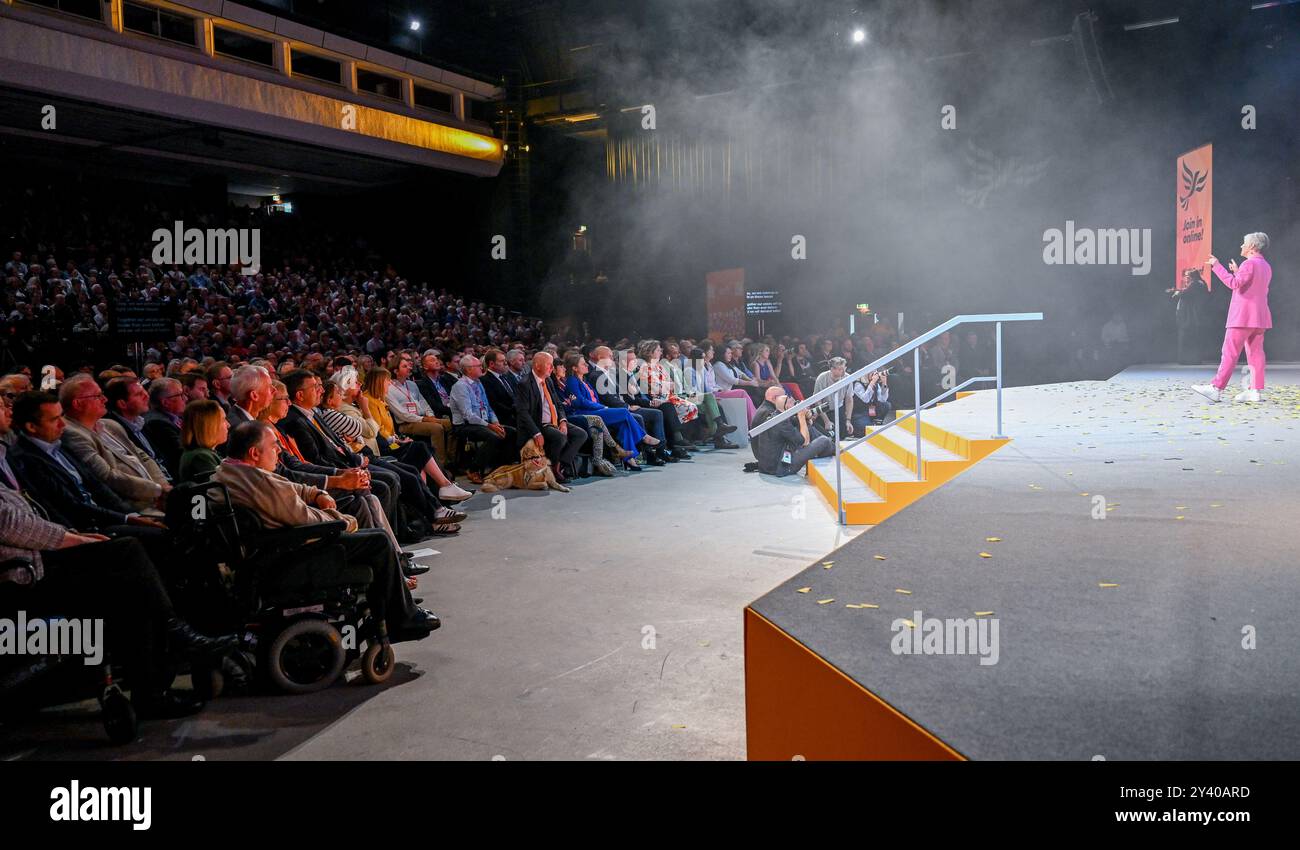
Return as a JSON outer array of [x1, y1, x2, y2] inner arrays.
[[1176, 144, 1212, 291]]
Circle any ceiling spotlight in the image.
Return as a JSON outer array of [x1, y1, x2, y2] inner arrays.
[[851, 28, 867, 44], [409, 20, 421, 32]]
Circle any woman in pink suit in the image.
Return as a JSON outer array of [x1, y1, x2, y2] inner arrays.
[[1192, 232, 1272, 404]]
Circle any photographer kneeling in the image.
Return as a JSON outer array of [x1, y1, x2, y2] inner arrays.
[[749, 387, 833, 477]]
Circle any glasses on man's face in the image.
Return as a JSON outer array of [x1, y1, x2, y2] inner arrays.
[[162, 392, 186, 401], [77, 393, 107, 402]]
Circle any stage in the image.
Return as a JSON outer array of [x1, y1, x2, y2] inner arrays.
[[747, 365, 1300, 760]]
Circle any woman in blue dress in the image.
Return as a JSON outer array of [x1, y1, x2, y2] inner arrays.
[[563, 352, 650, 457]]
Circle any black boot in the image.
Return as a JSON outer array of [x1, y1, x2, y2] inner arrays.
[[166, 617, 240, 661], [716, 422, 738, 435], [713, 435, 740, 449]]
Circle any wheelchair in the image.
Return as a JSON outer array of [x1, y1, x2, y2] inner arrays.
[[165, 481, 396, 697]]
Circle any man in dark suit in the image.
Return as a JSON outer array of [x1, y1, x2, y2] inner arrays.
[[749, 388, 832, 477], [279, 370, 401, 523], [414, 350, 455, 419], [515, 352, 587, 482], [481, 348, 521, 425], [143, 377, 185, 480], [8, 393, 167, 534]]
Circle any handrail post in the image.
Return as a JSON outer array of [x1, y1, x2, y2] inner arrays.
[[913, 348, 922, 480], [833, 397, 844, 525], [995, 321, 1004, 438]]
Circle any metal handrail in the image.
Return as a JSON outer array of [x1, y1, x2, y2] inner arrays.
[[745, 312, 1043, 525], [836, 374, 994, 456], [748, 312, 1041, 438]]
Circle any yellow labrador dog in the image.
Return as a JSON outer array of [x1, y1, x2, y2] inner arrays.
[[479, 439, 570, 493]]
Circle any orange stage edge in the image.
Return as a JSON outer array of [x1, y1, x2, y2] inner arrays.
[[744, 607, 965, 761]]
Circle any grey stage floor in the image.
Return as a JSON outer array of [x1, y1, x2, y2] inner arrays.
[[751, 364, 1300, 760], [2, 444, 861, 761]]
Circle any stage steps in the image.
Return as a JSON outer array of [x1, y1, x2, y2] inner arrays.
[[806, 398, 1008, 525]]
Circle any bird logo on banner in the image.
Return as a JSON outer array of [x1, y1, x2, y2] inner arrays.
[[1179, 161, 1207, 211]]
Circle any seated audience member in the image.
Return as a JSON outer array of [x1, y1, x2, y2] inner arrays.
[[179, 371, 209, 404], [141, 362, 164, 385], [546, 358, 595, 475], [259, 379, 430, 542], [58, 375, 171, 514], [330, 376, 471, 503], [747, 343, 784, 394], [1, 417, 236, 722], [562, 352, 653, 468], [505, 349, 529, 387], [786, 342, 818, 398], [279, 369, 403, 524], [178, 399, 229, 483], [714, 343, 764, 408], [851, 370, 892, 432], [481, 348, 522, 426], [143, 377, 186, 479], [678, 346, 740, 449], [586, 345, 669, 465], [749, 387, 833, 477], [207, 361, 233, 411], [8, 391, 170, 572], [104, 377, 172, 483], [384, 351, 451, 465], [213, 420, 439, 641], [448, 356, 517, 485], [331, 367, 381, 454], [515, 352, 588, 483], [633, 341, 694, 459], [413, 350, 456, 420], [812, 356, 856, 437], [696, 341, 755, 425]]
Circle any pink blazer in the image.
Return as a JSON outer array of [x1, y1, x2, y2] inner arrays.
[[1213, 256, 1272, 329]]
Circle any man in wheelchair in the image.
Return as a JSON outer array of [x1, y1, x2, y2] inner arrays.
[[214, 420, 440, 643]]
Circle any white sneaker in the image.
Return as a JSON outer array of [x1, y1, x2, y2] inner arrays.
[[1233, 388, 1261, 404], [1191, 384, 1222, 403], [438, 483, 473, 501]]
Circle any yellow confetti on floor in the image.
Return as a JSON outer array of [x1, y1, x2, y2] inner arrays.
[[672, 724, 687, 729], [1098, 582, 1119, 588], [873, 554, 887, 561], [1175, 516, 1185, 520], [796, 587, 811, 593], [975, 611, 995, 617], [979, 552, 993, 558], [901, 619, 916, 629], [822, 561, 834, 566], [985, 537, 1002, 542], [895, 589, 912, 595], [823, 563, 834, 569], [859, 603, 880, 609], [1210, 503, 1223, 508], [817, 598, 835, 605]]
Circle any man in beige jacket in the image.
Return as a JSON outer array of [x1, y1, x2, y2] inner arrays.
[[214, 420, 438, 641], [58, 374, 170, 515]]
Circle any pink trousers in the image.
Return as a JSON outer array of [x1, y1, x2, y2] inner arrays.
[[1212, 327, 1266, 390]]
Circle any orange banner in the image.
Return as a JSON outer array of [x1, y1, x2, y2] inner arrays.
[[1176, 144, 1212, 291], [706, 268, 746, 342]]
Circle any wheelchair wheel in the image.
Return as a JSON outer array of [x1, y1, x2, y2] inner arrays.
[[266, 619, 346, 694], [359, 642, 396, 685], [100, 685, 138, 745]]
